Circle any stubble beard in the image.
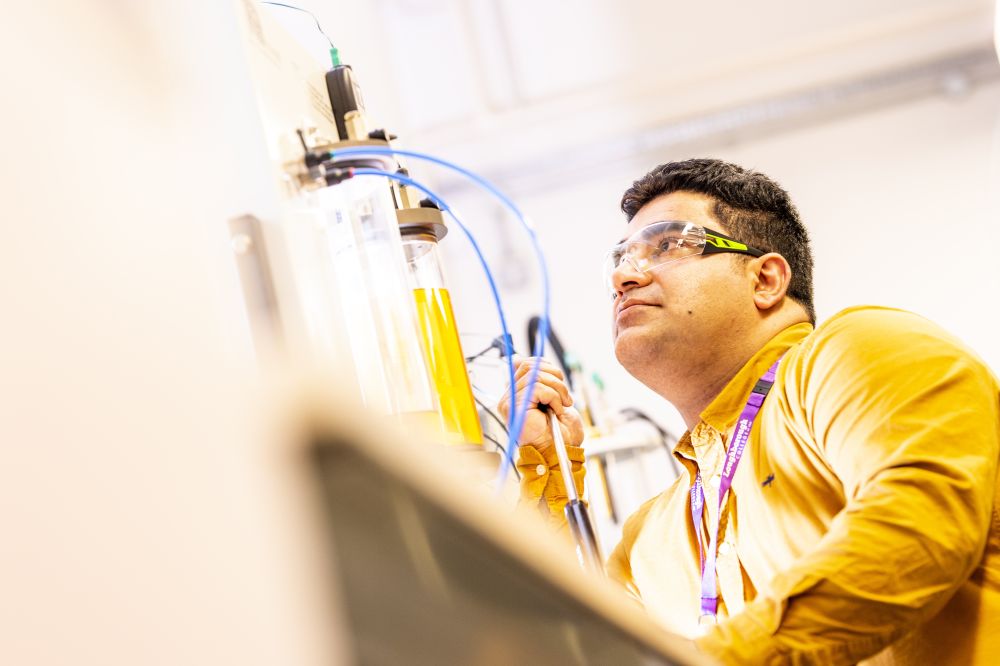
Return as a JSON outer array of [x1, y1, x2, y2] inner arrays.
[[614, 323, 675, 390]]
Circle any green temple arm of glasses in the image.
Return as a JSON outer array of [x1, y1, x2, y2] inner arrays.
[[702, 230, 766, 257]]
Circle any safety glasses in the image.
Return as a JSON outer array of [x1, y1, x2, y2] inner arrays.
[[603, 221, 766, 297]]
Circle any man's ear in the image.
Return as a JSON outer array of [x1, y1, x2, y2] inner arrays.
[[751, 253, 792, 313]]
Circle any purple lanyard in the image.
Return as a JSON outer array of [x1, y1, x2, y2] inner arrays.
[[690, 358, 781, 623]]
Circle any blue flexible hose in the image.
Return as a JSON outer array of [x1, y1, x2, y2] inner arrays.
[[350, 167, 517, 443], [330, 147, 551, 488]]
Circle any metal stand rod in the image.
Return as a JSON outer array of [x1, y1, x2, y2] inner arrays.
[[544, 407, 604, 574]]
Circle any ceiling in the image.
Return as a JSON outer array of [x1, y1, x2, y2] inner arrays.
[[291, 0, 998, 190]]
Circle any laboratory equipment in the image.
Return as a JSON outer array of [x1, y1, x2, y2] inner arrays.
[[284, 148, 443, 431], [306, 144, 553, 483], [237, 1, 551, 465], [398, 193, 484, 445]]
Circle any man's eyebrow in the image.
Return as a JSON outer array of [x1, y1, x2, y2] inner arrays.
[[617, 219, 688, 244], [616, 223, 652, 244]]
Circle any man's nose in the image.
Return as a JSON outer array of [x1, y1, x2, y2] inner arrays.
[[611, 255, 651, 296]]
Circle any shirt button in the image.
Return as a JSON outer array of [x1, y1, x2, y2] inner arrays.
[[536, 464, 547, 476], [719, 542, 733, 555], [709, 475, 721, 489]]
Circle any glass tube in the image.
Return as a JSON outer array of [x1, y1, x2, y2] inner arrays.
[[288, 176, 441, 426], [402, 226, 483, 445]]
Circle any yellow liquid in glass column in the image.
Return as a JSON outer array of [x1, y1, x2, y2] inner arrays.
[[412, 287, 483, 445]]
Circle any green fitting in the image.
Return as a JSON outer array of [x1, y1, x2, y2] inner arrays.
[[591, 372, 605, 391], [329, 46, 341, 67]]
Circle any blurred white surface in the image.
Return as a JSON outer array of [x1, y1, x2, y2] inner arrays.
[[0, 3, 345, 664]]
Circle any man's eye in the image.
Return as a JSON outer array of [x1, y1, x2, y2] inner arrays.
[[657, 238, 677, 252]]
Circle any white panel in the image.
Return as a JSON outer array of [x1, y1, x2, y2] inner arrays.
[[623, 0, 964, 85], [498, 0, 631, 100], [497, 0, 973, 105], [403, 0, 994, 183], [376, 0, 486, 129]]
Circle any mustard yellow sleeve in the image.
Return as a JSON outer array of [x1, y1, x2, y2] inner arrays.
[[698, 308, 1000, 664], [516, 442, 586, 529]]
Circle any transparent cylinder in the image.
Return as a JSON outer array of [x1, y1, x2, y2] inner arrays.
[[289, 177, 441, 426], [402, 232, 483, 445]]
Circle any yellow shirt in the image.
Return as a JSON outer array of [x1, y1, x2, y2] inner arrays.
[[521, 306, 1000, 664]]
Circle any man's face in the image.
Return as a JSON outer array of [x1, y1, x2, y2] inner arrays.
[[611, 191, 756, 375]]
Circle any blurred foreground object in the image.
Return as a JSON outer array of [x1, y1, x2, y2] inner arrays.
[[300, 382, 707, 665]]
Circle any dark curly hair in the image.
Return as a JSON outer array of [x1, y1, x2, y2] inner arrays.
[[621, 158, 815, 324]]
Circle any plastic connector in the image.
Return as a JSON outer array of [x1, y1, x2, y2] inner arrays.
[[325, 65, 365, 142], [322, 166, 354, 186], [304, 151, 324, 168], [367, 128, 398, 141], [497, 333, 514, 358]]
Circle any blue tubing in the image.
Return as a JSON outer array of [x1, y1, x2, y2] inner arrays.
[[331, 147, 551, 489], [350, 168, 521, 480]]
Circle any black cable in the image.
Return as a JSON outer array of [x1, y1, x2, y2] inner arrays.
[[620, 407, 668, 439], [526, 315, 573, 390], [473, 394, 508, 434], [619, 407, 683, 476], [464, 334, 513, 363], [465, 341, 498, 363], [483, 432, 520, 480], [261, 2, 335, 49], [473, 394, 521, 480]]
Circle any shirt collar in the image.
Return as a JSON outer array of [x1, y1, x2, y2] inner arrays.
[[697, 322, 814, 434]]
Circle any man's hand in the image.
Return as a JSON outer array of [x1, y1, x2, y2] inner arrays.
[[496, 356, 584, 455]]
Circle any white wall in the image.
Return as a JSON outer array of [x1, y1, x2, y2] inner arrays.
[[442, 81, 1000, 440]]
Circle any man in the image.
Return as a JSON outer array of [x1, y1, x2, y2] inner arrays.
[[499, 159, 1000, 664]]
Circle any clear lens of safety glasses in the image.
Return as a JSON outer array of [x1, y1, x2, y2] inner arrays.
[[603, 221, 707, 296]]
